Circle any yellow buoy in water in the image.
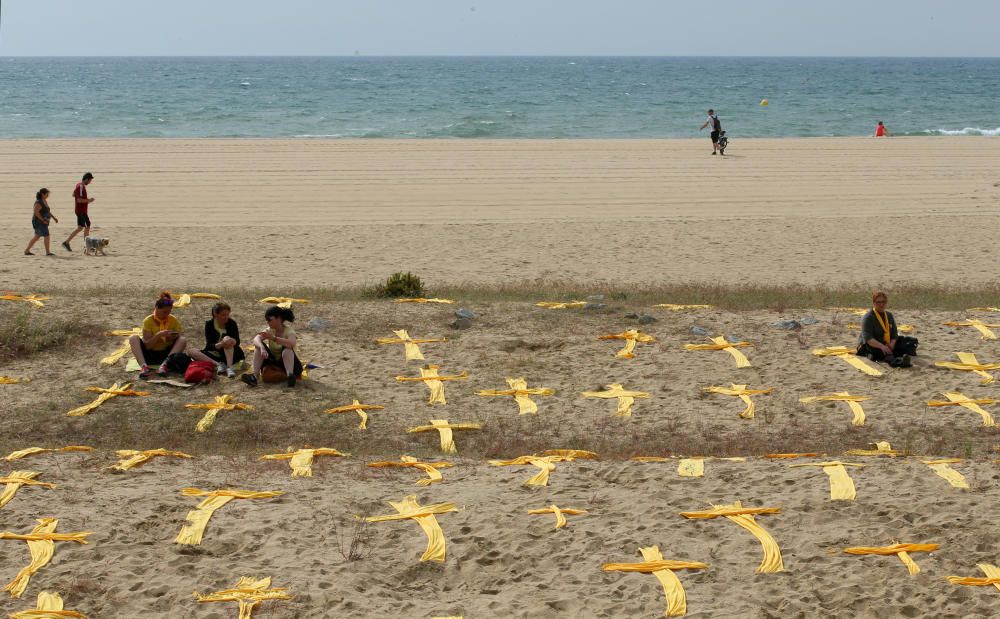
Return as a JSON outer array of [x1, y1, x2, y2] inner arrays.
[[760, 99, 769, 106]]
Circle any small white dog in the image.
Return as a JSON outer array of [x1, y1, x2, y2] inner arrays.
[[84, 236, 110, 256]]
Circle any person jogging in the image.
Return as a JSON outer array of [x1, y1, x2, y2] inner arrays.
[[699, 109, 724, 155], [62, 172, 95, 251]]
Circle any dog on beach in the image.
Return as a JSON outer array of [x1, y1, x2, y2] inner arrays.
[[84, 236, 110, 256]]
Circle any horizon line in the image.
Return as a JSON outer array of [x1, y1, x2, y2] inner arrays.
[[2, 54, 1000, 60]]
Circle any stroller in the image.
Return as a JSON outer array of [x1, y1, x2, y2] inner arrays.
[[718, 131, 729, 155]]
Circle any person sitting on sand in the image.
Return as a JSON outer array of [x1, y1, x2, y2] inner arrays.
[[241, 305, 302, 388], [857, 291, 915, 368], [202, 301, 244, 378], [874, 121, 891, 137], [24, 188, 59, 256], [130, 292, 219, 378]]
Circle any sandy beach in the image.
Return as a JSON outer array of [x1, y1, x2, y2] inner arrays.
[[2, 137, 1000, 289], [3, 136, 1000, 617]]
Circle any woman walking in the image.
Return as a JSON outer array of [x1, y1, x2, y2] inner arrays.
[[24, 189, 59, 256]]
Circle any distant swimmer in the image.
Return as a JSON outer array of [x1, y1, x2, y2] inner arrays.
[[62, 172, 95, 252], [699, 109, 724, 155], [874, 121, 891, 137]]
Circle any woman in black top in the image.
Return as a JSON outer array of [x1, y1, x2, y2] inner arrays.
[[25, 188, 59, 256], [202, 302, 244, 378], [856, 290, 916, 367]]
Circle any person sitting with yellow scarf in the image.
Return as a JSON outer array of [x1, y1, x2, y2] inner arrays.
[[856, 291, 916, 368]]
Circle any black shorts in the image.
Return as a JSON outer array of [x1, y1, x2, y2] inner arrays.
[[710, 131, 720, 143], [139, 340, 171, 366], [203, 346, 245, 365], [76, 213, 91, 228]]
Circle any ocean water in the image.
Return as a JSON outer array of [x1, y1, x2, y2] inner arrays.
[[1, 56, 998, 138]]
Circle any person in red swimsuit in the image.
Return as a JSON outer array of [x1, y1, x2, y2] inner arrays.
[[874, 121, 890, 137]]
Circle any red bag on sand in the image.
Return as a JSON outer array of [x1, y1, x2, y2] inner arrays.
[[184, 360, 216, 384]]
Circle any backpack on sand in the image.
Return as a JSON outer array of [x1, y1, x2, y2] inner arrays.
[[184, 360, 216, 384]]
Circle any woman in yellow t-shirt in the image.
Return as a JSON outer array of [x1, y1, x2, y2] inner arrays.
[[129, 291, 218, 379], [241, 305, 303, 388]]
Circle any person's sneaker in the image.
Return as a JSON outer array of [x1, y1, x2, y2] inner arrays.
[[61, 241, 72, 252], [901, 354, 912, 368], [286, 374, 297, 388], [216, 363, 226, 375], [157, 364, 169, 377], [139, 364, 153, 379], [240, 374, 258, 387], [225, 366, 236, 378]]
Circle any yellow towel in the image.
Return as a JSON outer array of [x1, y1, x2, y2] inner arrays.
[[477, 377, 555, 414], [927, 391, 996, 427], [653, 303, 712, 311], [396, 365, 468, 405], [681, 501, 783, 573], [800, 392, 869, 426], [528, 505, 586, 529], [5, 446, 93, 461], [603, 545, 709, 617], [703, 384, 772, 420], [535, 300, 586, 309], [0, 294, 49, 308], [788, 461, 864, 501], [947, 563, 1000, 591], [844, 441, 905, 457], [171, 292, 221, 308], [259, 296, 310, 308], [0, 471, 55, 509], [581, 383, 651, 417], [685, 336, 753, 368], [365, 495, 458, 562], [0, 376, 23, 384], [10, 590, 87, 618], [67, 383, 149, 417], [260, 448, 348, 477], [175, 489, 283, 545], [323, 400, 385, 430], [185, 395, 254, 432], [0, 519, 92, 598], [922, 459, 970, 489], [376, 329, 447, 362], [368, 456, 454, 486], [393, 298, 455, 304], [935, 352, 1000, 384], [944, 319, 1000, 340], [844, 543, 939, 576], [598, 329, 656, 359], [407, 419, 481, 454], [195, 576, 291, 618], [812, 346, 883, 376], [110, 449, 193, 472]]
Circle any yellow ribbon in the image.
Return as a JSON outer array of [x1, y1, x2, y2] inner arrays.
[[396, 365, 468, 405], [406, 419, 481, 454], [194, 576, 291, 618], [703, 384, 772, 420], [680, 501, 784, 573], [603, 545, 709, 617], [0, 519, 92, 598], [800, 392, 870, 426], [844, 543, 939, 576], [175, 488, 283, 546], [477, 377, 554, 414], [812, 346, 883, 376], [365, 495, 458, 562], [581, 383, 651, 417]]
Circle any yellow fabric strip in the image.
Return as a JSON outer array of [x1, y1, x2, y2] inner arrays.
[[10, 590, 87, 618], [0, 519, 92, 599], [598, 329, 655, 359], [677, 459, 705, 477], [602, 545, 709, 617], [812, 347, 883, 376], [67, 382, 148, 417], [843, 543, 939, 576], [195, 576, 291, 618], [365, 495, 457, 562], [376, 329, 447, 361], [800, 392, 869, 426], [681, 501, 783, 573], [5, 447, 93, 461], [922, 459, 970, 489], [100, 337, 133, 366], [528, 505, 586, 529], [947, 563, 1000, 592], [703, 384, 772, 420], [653, 303, 712, 311], [685, 337, 753, 368], [477, 377, 555, 415], [406, 420, 481, 454], [0, 294, 48, 308], [789, 461, 863, 501], [396, 365, 468, 405], [944, 319, 1000, 340], [368, 456, 453, 486], [259, 297, 310, 306], [323, 400, 385, 430], [111, 449, 193, 472], [872, 309, 892, 345], [393, 298, 455, 304], [844, 441, 903, 457], [260, 448, 348, 477], [0, 471, 55, 509], [581, 383, 651, 417], [175, 489, 283, 545], [185, 395, 254, 432], [927, 391, 996, 427], [535, 300, 586, 309]]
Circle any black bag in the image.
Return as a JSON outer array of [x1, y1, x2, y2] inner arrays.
[[895, 336, 919, 357], [165, 352, 192, 373]]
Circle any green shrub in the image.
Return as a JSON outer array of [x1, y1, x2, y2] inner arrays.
[[373, 272, 425, 298], [0, 310, 102, 360]]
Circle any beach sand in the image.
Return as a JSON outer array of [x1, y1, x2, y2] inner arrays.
[[2, 137, 1000, 617], [2, 295, 1000, 617], [2, 137, 1000, 289]]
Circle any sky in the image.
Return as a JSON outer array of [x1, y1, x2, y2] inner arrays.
[[1, 0, 998, 57]]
